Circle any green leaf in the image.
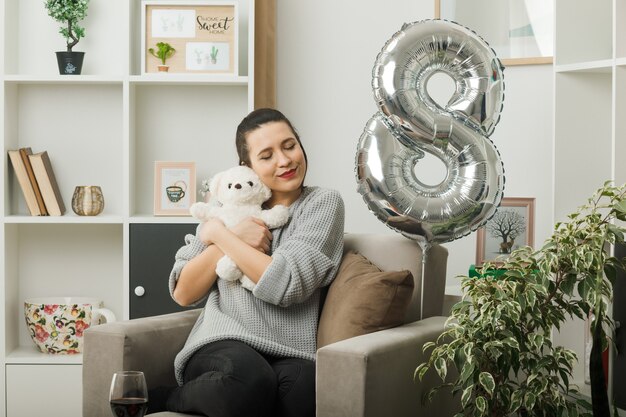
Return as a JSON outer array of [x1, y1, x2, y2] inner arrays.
[[577, 279, 592, 302], [531, 334, 545, 351], [575, 397, 593, 410], [607, 223, 624, 243], [453, 347, 465, 371], [451, 300, 471, 314], [560, 273, 577, 296], [478, 372, 495, 396], [422, 341, 436, 353], [475, 396, 487, 414], [502, 337, 519, 350], [604, 263, 617, 286], [414, 363, 429, 381], [613, 198, 626, 215], [434, 357, 447, 381], [459, 361, 475, 384], [461, 385, 473, 408], [524, 392, 537, 410], [509, 389, 523, 413]]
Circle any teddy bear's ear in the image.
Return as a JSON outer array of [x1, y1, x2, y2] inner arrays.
[[209, 172, 222, 195]]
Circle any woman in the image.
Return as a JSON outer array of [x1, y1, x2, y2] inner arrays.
[[153, 108, 345, 417]]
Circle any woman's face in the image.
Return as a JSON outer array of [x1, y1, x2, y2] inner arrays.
[[245, 121, 307, 206]]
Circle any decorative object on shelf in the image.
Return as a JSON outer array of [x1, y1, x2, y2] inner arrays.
[[24, 297, 115, 354], [435, 0, 553, 66], [356, 19, 505, 247], [19, 148, 48, 215], [8, 148, 65, 216], [44, 0, 90, 75], [190, 165, 290, 290], [199, 177, 211, 202], [141, 1, 238, 74], [475, 197, 535, 266], [149, 41, 176, 72], [417, 181, 625, 416], [8, 148, 47, 216], [28, 150, 66, 216], [71, 185, 104, 216], [154, 161, 196, 216]]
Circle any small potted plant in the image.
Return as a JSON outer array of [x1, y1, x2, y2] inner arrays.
[[209, 46, 219, 64], [149, 42, 176, 72], [44, 0, 90, 75]]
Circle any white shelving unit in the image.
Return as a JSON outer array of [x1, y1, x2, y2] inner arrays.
[[1, 0, 255, 415], [553, 0, 624, 406]]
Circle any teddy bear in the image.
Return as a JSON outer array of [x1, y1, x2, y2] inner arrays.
[[190, 165, 290, 290]]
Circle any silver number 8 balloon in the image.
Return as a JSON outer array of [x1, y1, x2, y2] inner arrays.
[[356, 20, 506, 245]]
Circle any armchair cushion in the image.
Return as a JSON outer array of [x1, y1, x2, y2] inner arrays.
[[317, 251, 414, 348]]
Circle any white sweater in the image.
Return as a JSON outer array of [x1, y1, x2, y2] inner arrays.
[[169, 186, 345, 385]]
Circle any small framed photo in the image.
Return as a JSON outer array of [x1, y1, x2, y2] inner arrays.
[[141, 1, 238, 74], [476, 197, 535, 266], [154, 161, 196, 216]]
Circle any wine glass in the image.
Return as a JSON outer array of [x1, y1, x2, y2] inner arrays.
[[109, 371, 149, 417]]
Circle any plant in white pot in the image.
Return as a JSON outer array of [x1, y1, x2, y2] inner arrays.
[[417, 181, 625, 416], [44, 0, 89, 75]]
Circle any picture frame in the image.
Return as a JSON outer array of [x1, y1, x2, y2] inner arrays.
[[476, 197, 535, 265], [154, 161, 196, 216], [434, 0, 553, 66], [141, 0, 238, 74]]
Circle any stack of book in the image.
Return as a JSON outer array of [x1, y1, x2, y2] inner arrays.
[[7, 147, 66, 216]]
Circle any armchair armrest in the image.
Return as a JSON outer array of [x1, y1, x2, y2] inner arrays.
[[316, 316, 459, 417], [83, 309, 201, 417]]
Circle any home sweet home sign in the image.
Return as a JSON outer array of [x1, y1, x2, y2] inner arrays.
[[142, 1, 238, 74]]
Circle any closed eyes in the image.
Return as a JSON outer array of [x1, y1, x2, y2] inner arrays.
[[259, 142, 297, 160]]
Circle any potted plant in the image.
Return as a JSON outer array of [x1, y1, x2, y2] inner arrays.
[[44, 0, 89, 75], [417, 181, 626, 416], [149, 42, 176, 72], [209, 46, 219, 64]]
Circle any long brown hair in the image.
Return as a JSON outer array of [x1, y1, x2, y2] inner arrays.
[[235, 108, 308, 167]]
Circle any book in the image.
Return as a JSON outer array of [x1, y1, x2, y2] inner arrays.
[[19, 148, 48, 216], [7, 149, 44, 216], [27, 151, 66, 216]]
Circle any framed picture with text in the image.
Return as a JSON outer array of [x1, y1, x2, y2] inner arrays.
[[154, 161, 196, 216], [476, 197, 535, 265], [141, 1, 238, 74]]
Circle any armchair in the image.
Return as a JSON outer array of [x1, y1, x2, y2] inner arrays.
[[83, 233, 458, 417]]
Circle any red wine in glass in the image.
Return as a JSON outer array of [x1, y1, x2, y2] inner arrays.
[[109, 371, 148, 417], [110, 397, 148, 417]]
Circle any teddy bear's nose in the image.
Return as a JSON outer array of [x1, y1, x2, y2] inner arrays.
[[235, 183, 242, 189]]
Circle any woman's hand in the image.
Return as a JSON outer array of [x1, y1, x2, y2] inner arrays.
[[230, 217, 272, 253], [198, 217, 272, 253], [198, 218, 226, 245]]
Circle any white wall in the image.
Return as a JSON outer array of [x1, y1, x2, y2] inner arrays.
[[275, 0, 554, 289]]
